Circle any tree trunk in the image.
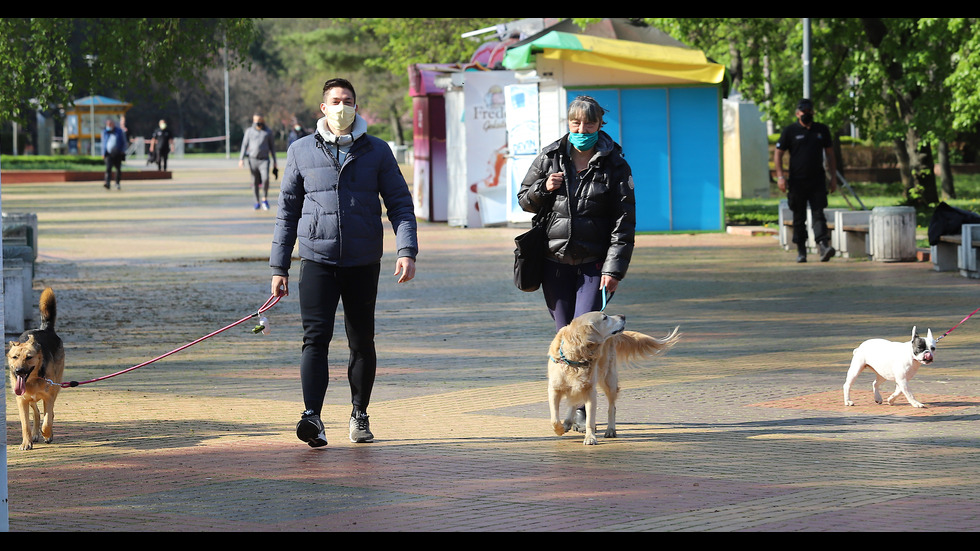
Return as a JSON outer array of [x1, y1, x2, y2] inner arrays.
[[938, 139, 956, 199], [903, 127, 939, 205], [893, 139, 911, 190], [389, 106, 404, 146]]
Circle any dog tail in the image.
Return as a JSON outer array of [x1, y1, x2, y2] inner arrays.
[[38, 287, 56, 331], [612, 326, 681, 367]]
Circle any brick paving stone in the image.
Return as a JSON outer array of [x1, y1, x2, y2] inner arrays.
[[5, 157, 980, 532]]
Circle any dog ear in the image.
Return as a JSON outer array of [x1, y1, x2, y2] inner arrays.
[[911, 326, 918, 339]]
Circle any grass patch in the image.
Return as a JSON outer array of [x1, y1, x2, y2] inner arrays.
[[726, 175, 980, 234], [1, 154, 109, 170]]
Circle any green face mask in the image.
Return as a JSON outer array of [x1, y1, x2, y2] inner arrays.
[[569, 131, 598, 151]]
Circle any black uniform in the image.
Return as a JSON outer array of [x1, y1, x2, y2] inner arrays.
[[776, 120, 833, 250]]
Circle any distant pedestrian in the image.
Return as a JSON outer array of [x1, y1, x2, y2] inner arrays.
[[774, 98, 838, 263], [102, 119, 127, 190], [150, 119, 174, 171], [239, 112, 278, 210], [287, 119, 307, 149]]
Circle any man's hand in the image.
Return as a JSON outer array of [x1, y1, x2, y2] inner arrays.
[[271, 275, 288, 297], [394, 257, 416, 283]]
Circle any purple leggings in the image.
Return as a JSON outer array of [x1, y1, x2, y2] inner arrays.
[[542, 260, 607, 332]]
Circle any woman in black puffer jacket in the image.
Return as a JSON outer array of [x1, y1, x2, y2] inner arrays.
[[518, 95, 636, 333]]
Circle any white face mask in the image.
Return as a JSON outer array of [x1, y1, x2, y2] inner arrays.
[[324, 103, 356, 132]]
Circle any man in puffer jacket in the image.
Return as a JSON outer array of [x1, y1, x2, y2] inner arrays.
[[270, 78, 418, 448]]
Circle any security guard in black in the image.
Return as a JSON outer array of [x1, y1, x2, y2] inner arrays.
[[774, 99, 838, 262]]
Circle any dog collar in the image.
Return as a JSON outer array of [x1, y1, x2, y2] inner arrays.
[[550, 340, 591, 367]]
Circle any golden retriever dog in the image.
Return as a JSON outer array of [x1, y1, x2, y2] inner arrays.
[[7, 287, 64, 450], [548, 312, 680, 445]]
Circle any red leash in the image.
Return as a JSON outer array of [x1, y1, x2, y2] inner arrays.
[[936, 306, 980, 343], [50, 294, 281, 388]]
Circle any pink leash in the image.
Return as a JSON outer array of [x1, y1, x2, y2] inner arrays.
[[936, 306, 980, 343], [49, 294, 281, 388]]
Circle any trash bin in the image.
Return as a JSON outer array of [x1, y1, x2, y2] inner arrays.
[[870, 206, 917, 262]]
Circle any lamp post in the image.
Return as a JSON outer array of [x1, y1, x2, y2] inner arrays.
[[84, 54, 97, 156]]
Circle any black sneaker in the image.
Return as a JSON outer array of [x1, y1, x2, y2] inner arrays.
[[819, 241, 836, 262], [349, 409, 374, 443], [296, 410, 327, 447]]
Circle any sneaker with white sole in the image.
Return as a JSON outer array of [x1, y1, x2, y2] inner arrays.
[[349, 409, 374, 443], [296, 410, 328, 448], [571, 407, 587, 433]]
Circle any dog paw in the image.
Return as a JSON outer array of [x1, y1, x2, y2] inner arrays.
[[604, 428, 617, 438], [910, 401, 927, 408], [552, 422, 566, 436], [844, 400, 854, 406], [583, 435, 598, 445], [19, 441, 33, 451]]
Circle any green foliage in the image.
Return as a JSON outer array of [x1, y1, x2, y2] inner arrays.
[[0, 18, 256, 124]]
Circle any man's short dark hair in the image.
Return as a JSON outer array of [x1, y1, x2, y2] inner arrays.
[[323, 78, 356, 104], [797, 98, 814, 112]]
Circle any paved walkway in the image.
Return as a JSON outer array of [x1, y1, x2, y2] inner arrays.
[[4, 157, 980, 532]]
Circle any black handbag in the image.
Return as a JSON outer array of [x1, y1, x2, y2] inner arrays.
[[514, 213, 549, 292]]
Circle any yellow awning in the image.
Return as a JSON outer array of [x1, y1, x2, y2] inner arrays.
[[503, 31, 726, 85]]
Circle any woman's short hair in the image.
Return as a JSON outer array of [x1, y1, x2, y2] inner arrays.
[[567, 96, 607, 126]]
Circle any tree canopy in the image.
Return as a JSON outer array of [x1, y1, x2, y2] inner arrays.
[[0, 18, 256, 124]]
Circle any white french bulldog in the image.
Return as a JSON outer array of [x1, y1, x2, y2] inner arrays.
[[843, 327, 936, 408]]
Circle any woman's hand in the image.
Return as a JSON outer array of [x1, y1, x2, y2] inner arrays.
[[601, 275, 619, 294], [544, 172, 564, 192]]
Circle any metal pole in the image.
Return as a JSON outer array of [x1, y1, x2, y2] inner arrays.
[[803, 18, 812, 100], [224, 33, 230, 159], [85, 55, 97, 156]]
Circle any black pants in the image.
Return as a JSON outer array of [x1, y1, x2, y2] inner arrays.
[[298, 259, 380, 415], [156, 150, 169, 171], [787, 180, 830, 251], [104, 152, 123, 187]]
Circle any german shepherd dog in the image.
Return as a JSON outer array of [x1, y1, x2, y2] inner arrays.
[[7, 287, 64, 450]]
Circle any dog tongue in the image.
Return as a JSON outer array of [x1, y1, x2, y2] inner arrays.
[[14, 375, 26, 396], [924, 351, 934, 363]]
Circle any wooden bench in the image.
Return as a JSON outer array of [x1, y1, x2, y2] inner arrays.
[[931, 223, 980, 277]]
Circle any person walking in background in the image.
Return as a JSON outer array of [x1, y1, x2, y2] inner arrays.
[[102, 118, 127, 190], [774, 98, 838, 263], [270, 78, 418, 448], [239, 112, 278, 210], [287, 118, 307, 149], [517, 95, 636, 432], [150, 119, 174, 171]]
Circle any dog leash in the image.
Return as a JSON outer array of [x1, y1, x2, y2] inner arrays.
[[936, 306, 980, 343], [47, 294, 281, 389]]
